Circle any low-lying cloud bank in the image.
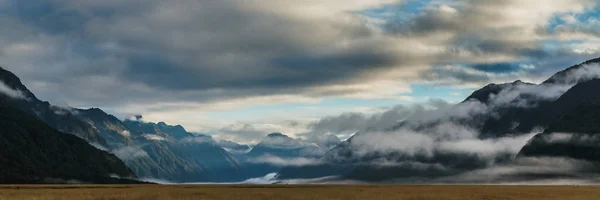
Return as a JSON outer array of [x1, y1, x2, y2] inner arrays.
[[247, 155, 323, 167], [0, 81, 26, 100]]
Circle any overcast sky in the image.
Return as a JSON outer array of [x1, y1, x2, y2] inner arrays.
[[1, 0, 599, 143]]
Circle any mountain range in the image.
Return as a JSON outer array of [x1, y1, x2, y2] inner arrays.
[[3, 57, 600, 183], [278, 57, 600, 182], [0, 66, 340, 183]]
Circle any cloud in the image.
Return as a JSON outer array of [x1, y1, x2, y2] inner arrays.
[[303, 99, 454, 139], [343, 124, 536, 162], [239, 173, 279, 184], [434, 157, 600, 184], [119, 130, 131, 137], [89, 142, 109, 152], [142, 134, 166, 141], [551, 63, 600, 84], [0, 0, 416, 108], [247, 155, 323, 167], [1, 0, 599, 152], [111, 146, 149, 161], [539, 132, 600, 145], [0, 80, 26, 99], [180, 135, 215, 144], [209, 121, 311, 144], [313, 67, 600, 180], [1, 0, 597, 111]]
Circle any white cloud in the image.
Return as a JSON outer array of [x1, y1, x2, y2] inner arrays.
[[1, 0, 599, 149], [120, 130, 131, 137], [438, 157, 599, 184], [247, 155, 323, 167], [112, 146, 149, 161], [142, 134, 166, 141], [0, 81, 26, 99]]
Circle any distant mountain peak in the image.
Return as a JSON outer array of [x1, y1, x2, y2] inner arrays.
[[0, 66, 37, 101], [543, 56, 600, 85], [464, 79, 533, 103]]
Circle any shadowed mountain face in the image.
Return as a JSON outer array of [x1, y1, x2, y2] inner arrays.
[[78, 114, 245, 183], [0, 66, 245, 183], [518, 100, 600, 162], [122, 119, 194, 141], [0, 67, 108, 147], [124, 121, 244, 182], [0, 104, 138, 184], [76, 108, 139, 146], [514, 80, 600, 162], [463, 80, 535, 103], [279, 57, 600, 182]]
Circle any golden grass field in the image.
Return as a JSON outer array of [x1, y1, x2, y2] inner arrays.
[[1, 185, 600, 200]]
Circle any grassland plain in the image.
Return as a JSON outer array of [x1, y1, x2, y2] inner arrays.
[[1, 185, 600, 200]]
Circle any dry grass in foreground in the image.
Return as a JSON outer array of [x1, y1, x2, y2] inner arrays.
[[1, 184, 600, 200]]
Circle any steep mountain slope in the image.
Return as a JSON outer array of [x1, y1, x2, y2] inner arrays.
[[75, 111, 244, 182], [0, 104, 138, 184], [122, 119, 244, 182], [0, 66, 246, 183], [123, 118, 194, 141], [76, 108, 139, 146], [0, 67, 108, 147]]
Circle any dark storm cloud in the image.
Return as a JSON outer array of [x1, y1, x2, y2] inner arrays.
[[470, 63, 522, 73], [0, 0, 598, 112], [5, 1, 88, 34], [123, 50, 397, 91], [0, 0, 412, 108], [381, 0, 599, 85]]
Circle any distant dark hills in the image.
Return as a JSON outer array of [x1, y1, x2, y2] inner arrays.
[[0, 67, 109, 147], [0, 66, 340, 183]]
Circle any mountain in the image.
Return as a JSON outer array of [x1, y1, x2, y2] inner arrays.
[[122, 118, 193, 141], [0, 67, 108, 147], [463, 80, 535, 103], [0, 104, 139, 183], [121, 119, 244, 182], [76, 108, 140, 146], [218, 140, 251, 154], [543, 57, 600, 85], [518, 80, 600, 162], [238, 133, 326, 178], [247, 133, 323, 158], [306, 134, 342, 150], [278, 57, 600, 182], [0, 66, 247, 183]]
